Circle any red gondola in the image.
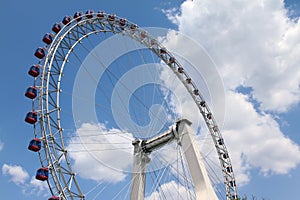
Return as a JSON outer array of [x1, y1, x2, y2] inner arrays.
[[52, 22, 62, 33], [48, 196, 60, 200], [43, 33, 53, 45], [213, 126, 218, 132], [207, 113, 212, 120], [28, 65, 40, 77], [25, 86, 37, 99], [229, 180, 236, 187], [119, 18, 126, 26], [159, 48, 167, 54], [130, 24, 137, 31], [140, 32, 147, 39], [25, 111, 37, 124], [200, 100, 205, 107], [186, 78, 192, 84], [108, 14, 115, 22], [97, 11, 104, 19], [150, 39, 156, 46], [62, 16, 72, 25], [28, 138, 41, 152], [226, 166, 233, 173], [74, 11, 83, 21], [169, 57, 175, 64], [223, 153, 229, 159], [34, 47, 45, 59], [36, 167, 48, 181], [85, 10, 93, 19], [193, 89, 199, 96], [217, 139, 224, 145], [178, 67, 184, 73]]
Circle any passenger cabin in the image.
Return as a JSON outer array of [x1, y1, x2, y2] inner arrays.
[[159, 48, 167, 55], [36, 167, 49, 181], [207, 113, 212, 120], [119, 18, 126, 26], [25, 111, 37, 124], [226, 166, 233, 173], [97, 11, 104, 19], [43, 33, 53, 45], [28, 138, 41, 152], [74, 11, 83, 21], [34, 47, 45, 59], [218, 139, 224, 145], [48, 196, 60, 200], [186, 78, 192, 84], [150, 39, 157, 46], [200, 101, 206, 107], [52, 23, 62, 33], [229, 180, 236, 187], [130, 24, 137, 31], [169, 57, 175, 64], [212, 126, 218, 132], [85, 10, 93, 18], [193, 89, 199, 96], [28, 65, 40, 77], [108, 14, 115, 22], [140, 32, 147, 39], [223, 153, 229, 159], [62, 16, 72, 25], [25, 86, 37, 99], [178, 67, 184, 73]]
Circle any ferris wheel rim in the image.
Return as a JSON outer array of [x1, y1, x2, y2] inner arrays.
[[26, 10, 238, 200]]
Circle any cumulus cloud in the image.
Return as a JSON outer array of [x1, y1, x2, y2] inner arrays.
[[2, 164, 29, 185], [20, 176, 49, 198], [223, 91, 300, 184], [67, 123, 194, 183], [2, 164, 48, 197], [67, 123, 134, 183], [164, 0, 300, 186], [23, 176, 48, 196], [168, 0, 300, 112], [145, 180, 193, 200]]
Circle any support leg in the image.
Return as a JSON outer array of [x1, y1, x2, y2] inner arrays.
[[130, 139, 149, 200], [177, 119, 218, 200]]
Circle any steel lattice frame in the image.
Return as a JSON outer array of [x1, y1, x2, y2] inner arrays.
[[28, 11, 239, 200]]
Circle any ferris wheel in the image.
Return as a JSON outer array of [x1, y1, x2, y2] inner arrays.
[[24, 10, 239, 200]]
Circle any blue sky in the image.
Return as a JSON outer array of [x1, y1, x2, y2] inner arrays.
[[0, 0, 300, 199]]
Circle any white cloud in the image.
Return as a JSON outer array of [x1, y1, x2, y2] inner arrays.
[[168, 0, 300, 113], [67, 123, 134, 183], [164, 0, 300, 186], [145, 180, 192, 200], [23, 176, 48, 197], [2, 164, 49, 197], [67, 123, 191, 183], [2, 164, 29, 185], [223, 91, 300, 184]]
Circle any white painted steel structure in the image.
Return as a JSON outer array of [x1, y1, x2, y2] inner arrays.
[[26, 10, 238, 199], [130, 119, 218, 200]]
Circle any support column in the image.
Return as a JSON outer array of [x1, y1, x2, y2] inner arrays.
[[130, 119, 218, 200], [177, 119, 218, 200], [130, 139, 150, 200]]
